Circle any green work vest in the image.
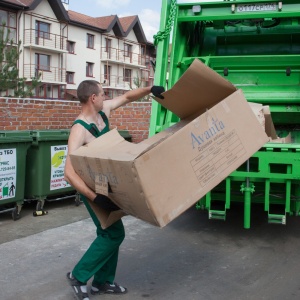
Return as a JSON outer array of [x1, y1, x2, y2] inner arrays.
[[72, 111, 109, 138]]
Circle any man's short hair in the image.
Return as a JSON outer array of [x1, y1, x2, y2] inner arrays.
[[77, 80, 101, 104]]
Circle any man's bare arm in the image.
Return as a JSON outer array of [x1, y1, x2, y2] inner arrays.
[[64, 125, 96, 201], [103, 86, 151, 117]]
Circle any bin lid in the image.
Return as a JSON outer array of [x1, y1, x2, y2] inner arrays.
[[30, 130, 70, 142], [118, 130, 131, 138], [0, 131, 32, 144]]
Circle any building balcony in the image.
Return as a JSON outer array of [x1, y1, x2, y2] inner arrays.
[[23, 29, 68, 53], [101, 47, 152, 68], [24, 64, 66, 84], [100, 74, 153, 90]]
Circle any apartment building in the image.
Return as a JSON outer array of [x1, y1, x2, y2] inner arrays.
[[1, 0, 155, 100]]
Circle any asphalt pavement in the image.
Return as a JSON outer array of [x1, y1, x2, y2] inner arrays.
[[1, 200, 300, 300]]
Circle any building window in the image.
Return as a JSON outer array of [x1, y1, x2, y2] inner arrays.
[[123, 68, 131, 82], [66, 72, 75, 83], [105, 38, 111, 58], [0, 10, 17, 41], [0, 10, 15, 26], [37, 84, 45, 98], [86, 62, 94, 77], [46, 84, 51, 98], [35, 53, 50, 72], [35, 84, 65, 99], [35, 21, 50, 39], [104, 89, 112, 99], [36, 84, 51, 98], [87, 34, 94, 49], [59, 85, 66, 99], [103, 65, 111, 84], [124, 43, 132, 57], [105, 38, 111, 52], [67, 41, 75, 54]]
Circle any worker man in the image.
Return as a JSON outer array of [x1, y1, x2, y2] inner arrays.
[[64, 80, 164, 300]]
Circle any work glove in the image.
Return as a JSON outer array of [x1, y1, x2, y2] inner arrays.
[[93, 194, 120, 211], [151, 85, 165, 99]]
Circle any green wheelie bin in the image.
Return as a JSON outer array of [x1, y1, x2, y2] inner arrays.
[[24, 130, 79, 211], [118, 130, 132, 142], [0, 131, 32, 220]]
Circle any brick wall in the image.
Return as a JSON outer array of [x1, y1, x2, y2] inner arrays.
[[0, 98, 152, 143]]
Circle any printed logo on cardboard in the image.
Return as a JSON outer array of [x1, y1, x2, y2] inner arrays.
[[191, 112, 225, 150], [190, 111, 246, 187]]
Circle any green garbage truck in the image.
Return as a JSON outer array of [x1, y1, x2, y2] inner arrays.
[[151, 0, 300, 228]]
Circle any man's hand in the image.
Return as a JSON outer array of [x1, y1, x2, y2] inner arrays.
[[151, 86, 165, 99], [93, 194, 120, 211]]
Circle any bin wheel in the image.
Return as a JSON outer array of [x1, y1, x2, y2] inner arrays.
[[75, 193, 81, 207], [36, 201, 43, 211], [12, 207, 20, 221]]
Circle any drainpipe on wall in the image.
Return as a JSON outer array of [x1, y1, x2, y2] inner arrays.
[[18, 8, 24, 88]]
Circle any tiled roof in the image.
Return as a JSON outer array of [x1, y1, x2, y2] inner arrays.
[[68, 10, 107, 29], [2, 0, 34, 6], [119, 16, 137, 32], [94, 15, 117, 30], [1, 0, 148, 43], [67, 10, 146, 42], [69, 11, 128, 33], [2, 0, 69, 20]]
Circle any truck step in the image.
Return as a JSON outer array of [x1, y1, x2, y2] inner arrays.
[[209, 210, 226, 220], [268, 214, 286, 225]]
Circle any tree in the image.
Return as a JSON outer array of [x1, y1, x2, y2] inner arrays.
[[0, 22, 40, 97]]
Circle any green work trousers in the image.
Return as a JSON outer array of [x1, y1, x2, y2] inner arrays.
[[72, 195, 125, 285]]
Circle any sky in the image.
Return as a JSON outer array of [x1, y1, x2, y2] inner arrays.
[[67, 0, 163, 42]]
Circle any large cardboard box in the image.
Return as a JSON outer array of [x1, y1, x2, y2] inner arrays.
[[70, 59, 269, 229]]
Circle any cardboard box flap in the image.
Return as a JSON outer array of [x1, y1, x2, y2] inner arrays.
[[270, 133, 292, 143], [72, 126, 192, 163], [71, 129, 150, 161], [248, 102, 265, 129], [263, 106, 278, 140], [154, 59, 236, 119], [138, 120, 189, 156], [87, 198, 126, 229]]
